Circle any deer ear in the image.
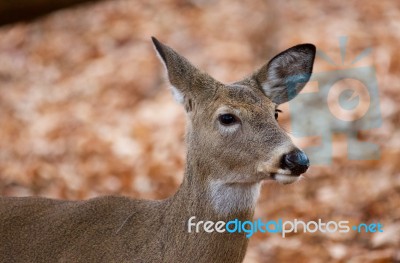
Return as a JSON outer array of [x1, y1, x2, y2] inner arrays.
[[152, 37, 201, 104], [253, 44, 316, 104]]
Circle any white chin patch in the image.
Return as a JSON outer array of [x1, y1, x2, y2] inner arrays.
[[274, 174, 300, 185], [208, 179, 261, 215]]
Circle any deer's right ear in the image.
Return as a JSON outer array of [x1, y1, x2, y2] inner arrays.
[[253, 44, 316, 105], [152, 37, 201, 104]]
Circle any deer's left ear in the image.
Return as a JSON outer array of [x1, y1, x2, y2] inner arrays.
[[152, 37, 202, 104], [253, 44, 316, 104]]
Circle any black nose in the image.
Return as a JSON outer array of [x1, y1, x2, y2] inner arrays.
[[281, 149, 310, 175]]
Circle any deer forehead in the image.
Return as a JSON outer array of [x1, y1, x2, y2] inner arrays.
[[209, 84, 276, 115]]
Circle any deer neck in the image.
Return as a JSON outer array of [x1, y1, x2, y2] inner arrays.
[[161, 155, 260, 262], [170, 153, 261, 222]]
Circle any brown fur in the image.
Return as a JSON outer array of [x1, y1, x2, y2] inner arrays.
[[0, 37, 315, 263]]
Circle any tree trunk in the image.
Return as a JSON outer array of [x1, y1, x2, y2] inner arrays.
[[0, 0, 106, 27]]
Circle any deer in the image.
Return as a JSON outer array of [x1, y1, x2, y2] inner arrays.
[[0, 37, 315, 263]]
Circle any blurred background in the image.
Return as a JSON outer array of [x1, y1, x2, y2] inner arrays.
[[0, 0, 399, 262]]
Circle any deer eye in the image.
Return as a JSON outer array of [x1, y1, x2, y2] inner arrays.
[[275, 109, 282, 120], [218, 114, 239, 126]]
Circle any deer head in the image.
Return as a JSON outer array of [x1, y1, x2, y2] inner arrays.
[[153, 36, 315, 182]]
